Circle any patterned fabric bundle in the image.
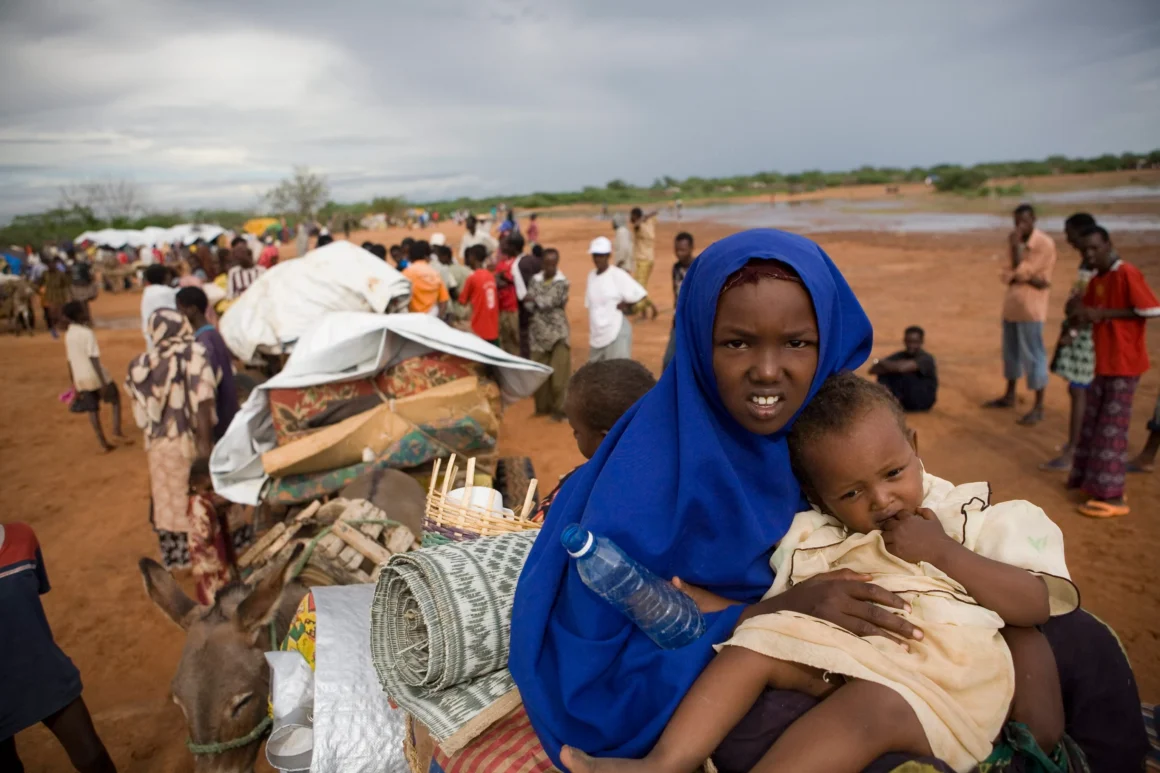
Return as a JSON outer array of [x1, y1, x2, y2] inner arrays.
[[370, 531, 538, 754], [263, 419, 498, 506], [268, 352, 499, 445]]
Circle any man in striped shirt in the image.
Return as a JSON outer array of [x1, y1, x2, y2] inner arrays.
[[226, 236, 265, 300]]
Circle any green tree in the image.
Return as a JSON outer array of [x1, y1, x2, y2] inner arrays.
[[933, 168, 989, 192], [370, 196, 407, 219], [267, 166, 330, 219]]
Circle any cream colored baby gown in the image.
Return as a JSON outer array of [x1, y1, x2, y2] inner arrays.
[[722, 474, 1078, 773]]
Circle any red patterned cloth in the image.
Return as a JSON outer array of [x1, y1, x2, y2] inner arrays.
[[432, 707, 556, 773], [268, 353, 488, 445]]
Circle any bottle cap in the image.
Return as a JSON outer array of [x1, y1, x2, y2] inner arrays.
[[561, 524, 594, 557]]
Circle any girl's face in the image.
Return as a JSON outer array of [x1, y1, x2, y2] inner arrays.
[[712, 278, 819, 435]]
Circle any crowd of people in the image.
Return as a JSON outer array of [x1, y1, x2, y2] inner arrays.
[[346, 208, 670, 423], [4, 199, 1156, 772]]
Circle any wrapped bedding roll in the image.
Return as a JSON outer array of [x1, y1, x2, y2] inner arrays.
[[369, 530, 538, 753]]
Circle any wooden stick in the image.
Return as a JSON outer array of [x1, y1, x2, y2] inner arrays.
[[332, 518, 393, 566], [465, 456, 476, 513], [427, 458, 441, 499], [237, 522, 285, 569], [293, 500, 322, 523], [440, 454, 457, 502], [519, 479, 539, 520]]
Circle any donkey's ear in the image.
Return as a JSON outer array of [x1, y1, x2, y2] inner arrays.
[[234, 544, 303, 639], [139, 558, 198, 630]]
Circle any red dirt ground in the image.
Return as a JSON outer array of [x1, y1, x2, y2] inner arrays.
[[4, 217, 1158, 771]]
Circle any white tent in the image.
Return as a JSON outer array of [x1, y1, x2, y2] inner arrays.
[[218, 241, 413, 362], [74, 223, 225, 248], [210, 310, 552, 504]]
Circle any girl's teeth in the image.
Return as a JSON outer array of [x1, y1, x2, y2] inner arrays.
[[751, 395, 780, 406]]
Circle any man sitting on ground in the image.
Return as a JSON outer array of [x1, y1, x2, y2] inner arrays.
[[869, 326, 938, 412]]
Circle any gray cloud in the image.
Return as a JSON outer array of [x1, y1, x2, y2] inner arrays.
[[1, 0, 1158, 221]]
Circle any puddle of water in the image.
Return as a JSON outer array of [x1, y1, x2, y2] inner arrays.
[[667, 193, 1160, 233], [1028, 186, 1160, 204]]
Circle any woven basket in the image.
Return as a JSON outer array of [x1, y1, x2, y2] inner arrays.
[[423, 454, 539, 543]]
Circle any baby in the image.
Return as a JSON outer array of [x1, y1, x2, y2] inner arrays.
[[566, 372, 1077, 773]]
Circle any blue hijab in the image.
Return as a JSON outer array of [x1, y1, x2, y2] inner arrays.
[[508, 229, 873, 764]]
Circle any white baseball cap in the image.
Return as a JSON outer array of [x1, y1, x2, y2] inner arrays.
[[588, 236, 613, 255], [430, 233, 447, 247]]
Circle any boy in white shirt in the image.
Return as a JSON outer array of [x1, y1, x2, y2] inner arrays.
[[585, 236, 648, 362], [63, 301, 131, 453]]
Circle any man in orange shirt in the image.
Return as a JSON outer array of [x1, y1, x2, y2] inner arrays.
[[401, 240, 449, 317], [984, 204, 1056, 425]]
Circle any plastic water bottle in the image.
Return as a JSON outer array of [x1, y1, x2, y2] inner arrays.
[[561, 524, 705, 649]]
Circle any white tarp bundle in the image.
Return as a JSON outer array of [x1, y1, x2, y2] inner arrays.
[[218, 241, 413, 362], [210, 310, 552, 504], [74, 223, 225, 248]]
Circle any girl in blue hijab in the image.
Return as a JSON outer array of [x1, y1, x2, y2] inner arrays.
[[509, 229, 925, 765]]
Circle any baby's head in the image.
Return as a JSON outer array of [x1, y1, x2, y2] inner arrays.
[[787, 371, 924, 533], [565, 360, 657, 459], [189, 458, 213, 496]]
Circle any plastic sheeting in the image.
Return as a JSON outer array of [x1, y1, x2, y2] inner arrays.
[[218, 241, 413, 362], [265, 585, 408, 773], [210, 310, 551, 504]]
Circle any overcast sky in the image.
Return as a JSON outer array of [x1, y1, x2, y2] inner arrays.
[[1, 0, 1158, 221]]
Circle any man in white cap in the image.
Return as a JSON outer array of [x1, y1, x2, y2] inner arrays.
[[584, 235, 647, 362]]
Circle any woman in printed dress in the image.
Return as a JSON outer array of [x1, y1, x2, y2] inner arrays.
[[124, 308, 217, 569]]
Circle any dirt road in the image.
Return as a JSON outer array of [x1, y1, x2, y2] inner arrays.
[[4, 218, 1158, 771]]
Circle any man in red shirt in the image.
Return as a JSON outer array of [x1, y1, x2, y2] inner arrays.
[[458, 245, 499, 345], [1067, 225, 1160, 518], [494, 237, 521, 355]]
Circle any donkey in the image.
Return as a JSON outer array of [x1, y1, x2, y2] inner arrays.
[[140, 556, 308, 773]]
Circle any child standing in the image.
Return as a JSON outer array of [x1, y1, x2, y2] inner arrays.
[[495, 239, 522, 355], [1040, 213, 1098, 471], [1068, 225, 1160, 517], [532, 359, 658, 522], [525, 248, 571, 420], [458, 245, 500, 345], [187, 460, 236, 604], [565, 372, 1078, 773], [662, 232, 696, 370], [63, 301, 130, 453]]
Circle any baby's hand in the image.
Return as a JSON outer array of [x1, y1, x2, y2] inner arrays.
[[881, 508, 956, 567], [671, 577, 735, 614]]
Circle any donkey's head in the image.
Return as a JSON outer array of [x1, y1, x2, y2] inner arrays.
[[140, 557, 307, 773]]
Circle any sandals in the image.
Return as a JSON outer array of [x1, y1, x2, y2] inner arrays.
[[1077, 499, 1130, 518], [1126, 461, 1154, 474]]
